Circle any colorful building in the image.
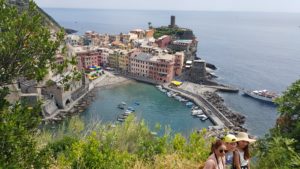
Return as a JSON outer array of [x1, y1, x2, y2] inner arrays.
[[130, 52, 175, 83], [174, 52, 184, 76], [66, 34, 81, 46], [71, 46, 101, 70], [155, 35, 171, 48], [99, 34, 109, 47], [108, 49, 129, 72], [98, 48, 112, 67], [130, 29, 145, 39], [145, 29, 154, 39]]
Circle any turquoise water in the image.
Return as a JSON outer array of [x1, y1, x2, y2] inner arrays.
[[81, 82, 213, 136]]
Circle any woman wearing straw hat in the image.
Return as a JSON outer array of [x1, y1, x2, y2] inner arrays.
[[232, 132, 256, 169]]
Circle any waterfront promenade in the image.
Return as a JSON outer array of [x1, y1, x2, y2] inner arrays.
[[163, 84, 234, 128]]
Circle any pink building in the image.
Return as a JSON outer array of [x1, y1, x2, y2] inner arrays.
[[73, 46, 101, 70], [130, 52, 175, 83], [155, 35, 171, 48]]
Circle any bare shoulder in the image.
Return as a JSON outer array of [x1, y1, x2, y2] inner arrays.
[[203, 159, 216, 169]]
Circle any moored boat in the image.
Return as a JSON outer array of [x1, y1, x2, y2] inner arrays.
[[124, 110, 133, 115], [186, 102, 194, 108], [191, 109, 203, 116], [197, 114, 208, 121], [243, 89, 278, 103], [117, 118, 125, 122], [118, 102, 126, 109]]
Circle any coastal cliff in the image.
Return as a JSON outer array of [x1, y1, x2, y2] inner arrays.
[[7, 0, 61, 32]]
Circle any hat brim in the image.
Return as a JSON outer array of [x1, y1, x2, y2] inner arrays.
[[236, 138, 256, 143]]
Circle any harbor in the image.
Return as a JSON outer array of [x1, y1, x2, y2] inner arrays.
[[43, 70, 247, 134], [68, 81, 213, 135]]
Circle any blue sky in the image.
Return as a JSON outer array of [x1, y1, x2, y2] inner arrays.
[[34, 0, 300, 13]]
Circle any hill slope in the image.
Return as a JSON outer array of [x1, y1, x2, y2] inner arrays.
[[7, 0, 61, 32]]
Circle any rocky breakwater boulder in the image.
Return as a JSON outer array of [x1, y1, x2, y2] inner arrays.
[[70, 90, 96, 115], [203, 91, 247, 132]]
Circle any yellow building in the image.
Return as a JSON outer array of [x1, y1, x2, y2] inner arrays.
[[108, 49, 129, 73]]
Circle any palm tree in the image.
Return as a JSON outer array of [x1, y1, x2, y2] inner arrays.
[[148, 22, 153, 29]]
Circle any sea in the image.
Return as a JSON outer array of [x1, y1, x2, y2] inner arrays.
[[43, 8, 300, 136]]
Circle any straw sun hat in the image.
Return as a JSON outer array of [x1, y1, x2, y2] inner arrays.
[[236, 132, 256, 143]]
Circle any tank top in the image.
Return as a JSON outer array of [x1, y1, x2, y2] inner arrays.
[[238, 150, 248, 167]]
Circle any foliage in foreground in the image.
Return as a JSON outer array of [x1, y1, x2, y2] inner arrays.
[[38, 115, 213, 169], [274, 79, 300, 151], [253, 79, 300, 169]]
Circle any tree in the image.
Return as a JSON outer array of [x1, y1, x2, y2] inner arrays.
[[148, 22, 153, 29], [274, 79, 300, 151], [0, 1, 64, 86], [0, 0, 64, 167], [253, 79, 300, 169]]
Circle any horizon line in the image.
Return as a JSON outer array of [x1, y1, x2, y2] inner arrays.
[[40, 7, 300, 14]]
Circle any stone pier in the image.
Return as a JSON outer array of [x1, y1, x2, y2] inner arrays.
[[163, 84, 234, 128]]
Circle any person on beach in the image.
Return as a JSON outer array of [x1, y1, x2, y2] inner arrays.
[[232, 132, 256, 169], [203, 140, 226, 169], [222, 134, 237, 169]]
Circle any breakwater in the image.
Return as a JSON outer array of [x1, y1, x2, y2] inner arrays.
[[163, 84, 246, 131]]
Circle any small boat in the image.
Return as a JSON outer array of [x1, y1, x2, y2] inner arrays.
[[167, 92, 172, 97], [181, 98, 188, 102], [191, 109, 203, 116], [174, 95, 182, 101], [134, 101, 140, 106], [186, 102, 194, 108], [124, 110, 133, 115], [127, 107, 135, 112], [201, 116, 208, 121], [117, 118, 125, 122], [118, 102, 126, 109], [197, 114, 208, 121], [243, 89, 278, 103], [159, 88, 167, 93], [122, 113, 129, 116], [118, 114, 127, 119], [156, 85, 162, 89]]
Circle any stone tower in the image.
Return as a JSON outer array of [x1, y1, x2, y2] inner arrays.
[[169, 15, 176, 28], [189, 60, 207, 83]]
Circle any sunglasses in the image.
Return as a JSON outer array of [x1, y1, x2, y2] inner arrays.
[[218, 149, 227, 153]]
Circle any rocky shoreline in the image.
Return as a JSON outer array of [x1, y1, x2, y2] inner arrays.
[[44, 89, 97, 124], [203, 91, 247, 131]]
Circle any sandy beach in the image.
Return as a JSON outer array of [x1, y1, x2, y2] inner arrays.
[[94, 71, 135, 89]]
